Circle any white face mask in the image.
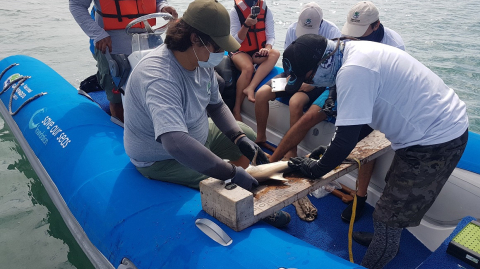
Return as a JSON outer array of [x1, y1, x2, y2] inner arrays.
[[193, 37, 224, 68]]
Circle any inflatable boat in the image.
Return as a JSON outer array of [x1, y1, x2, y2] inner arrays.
[[2, 46, 479, 269], [0, 55, 369, 269]]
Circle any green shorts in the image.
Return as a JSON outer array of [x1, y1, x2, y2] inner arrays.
[[136, 119, 257, 189], [373, 129, 468, 228], [93, 48, 122, 104]]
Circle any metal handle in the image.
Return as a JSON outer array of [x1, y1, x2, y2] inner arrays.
[[125, 12, 175, 35], [195, 218, 233, 246]]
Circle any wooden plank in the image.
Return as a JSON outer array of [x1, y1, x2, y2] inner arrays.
[[200, 130, 391, 231]]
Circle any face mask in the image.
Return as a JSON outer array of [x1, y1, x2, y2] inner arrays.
[[311, 40, 343, 88], [358, 23, 385, 43], [193, 37, 224, 68]]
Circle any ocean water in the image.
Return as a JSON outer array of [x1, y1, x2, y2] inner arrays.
[[0, 0, 479, 268]]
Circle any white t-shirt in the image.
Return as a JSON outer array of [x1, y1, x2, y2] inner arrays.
[[284, 19, 341, 50], [335, 41, 468, 150], [381, 27, 405, 51], [123, 45, 221, 164]]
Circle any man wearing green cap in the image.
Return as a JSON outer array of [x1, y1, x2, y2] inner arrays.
[[123, 0, 290, 228]]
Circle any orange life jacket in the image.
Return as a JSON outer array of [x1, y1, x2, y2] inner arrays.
[[97, 0, 156, 31], [234, 0, 267, 53]]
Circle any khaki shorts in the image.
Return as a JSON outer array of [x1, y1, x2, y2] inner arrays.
[[373, 129, 468, 228], [136, 119, 257, 189], [93, 48, 122, 104]]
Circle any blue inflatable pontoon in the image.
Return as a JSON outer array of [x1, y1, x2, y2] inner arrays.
[[0, 55, 364, 268]]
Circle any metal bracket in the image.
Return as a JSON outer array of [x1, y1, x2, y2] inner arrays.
[[117, 258, 138, 269]]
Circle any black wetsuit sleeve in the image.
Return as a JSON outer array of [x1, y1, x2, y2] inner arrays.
[[310, 124, 370, 178], [358, 124, 374, 141], [206, 101, 244, 140], [159, 131, 235, 180]]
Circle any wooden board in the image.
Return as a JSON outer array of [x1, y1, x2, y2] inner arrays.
[[200, 130, 391, 231]]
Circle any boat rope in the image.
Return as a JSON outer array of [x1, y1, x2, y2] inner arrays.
[[348, 158, 361, 263], [0, 64, 47, 116], [7, 76, 47, 116], [0, 63, 18, 82]]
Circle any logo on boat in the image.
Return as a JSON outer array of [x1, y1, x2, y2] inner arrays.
[[29, 108, 49, 145], [29, 108, 45, 130], [3, 73, 33, 100], [3, 73, 21, 88], [28, 109, 71, 148]]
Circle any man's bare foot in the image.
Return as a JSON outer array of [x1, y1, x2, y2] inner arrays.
[[233, 110, 242, 121], [243, 87, 255, 103]]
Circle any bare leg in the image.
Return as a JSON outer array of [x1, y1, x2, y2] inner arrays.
[[254, 85, 277, 143], [356, 159, 376, 197], [243, 49, 280, 102], [284, 92, 311, 159], [270, 105, 327, 162], [110, 102, 124, 123], [231, 53, 255, 121]]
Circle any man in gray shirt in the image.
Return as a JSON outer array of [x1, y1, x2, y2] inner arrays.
[[69, 0, 177, 122]]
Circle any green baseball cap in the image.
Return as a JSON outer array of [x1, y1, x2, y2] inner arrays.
[[183, 0, 240, 52]]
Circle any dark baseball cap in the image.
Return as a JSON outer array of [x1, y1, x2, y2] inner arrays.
[[183, 0, 240, 52], [283, 34, 328, 92]]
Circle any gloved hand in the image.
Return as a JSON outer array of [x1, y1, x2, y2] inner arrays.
[[236, 136, 269, 165], [288, 157, 320, 179], [322, 86, 337, 118], [231, 166, 259, 191], [309, 145, 328, 160]]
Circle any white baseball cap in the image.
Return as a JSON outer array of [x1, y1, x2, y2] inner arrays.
[[341, 1, 379, 37], [295, 2, 324, 38]]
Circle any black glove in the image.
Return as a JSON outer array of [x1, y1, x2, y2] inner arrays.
[[288, 157, 319, 179], [231, 166, 259, 191], [310, 146, 328, 160], [322, 86, 337, 118], [236, 136, 269, 165]]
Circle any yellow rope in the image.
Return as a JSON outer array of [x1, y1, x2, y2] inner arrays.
[[348, 158, 361, 263]]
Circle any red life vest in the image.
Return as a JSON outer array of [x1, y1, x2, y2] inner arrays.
[[97, 0, 156, 31], [234, 0, 267, 53]]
